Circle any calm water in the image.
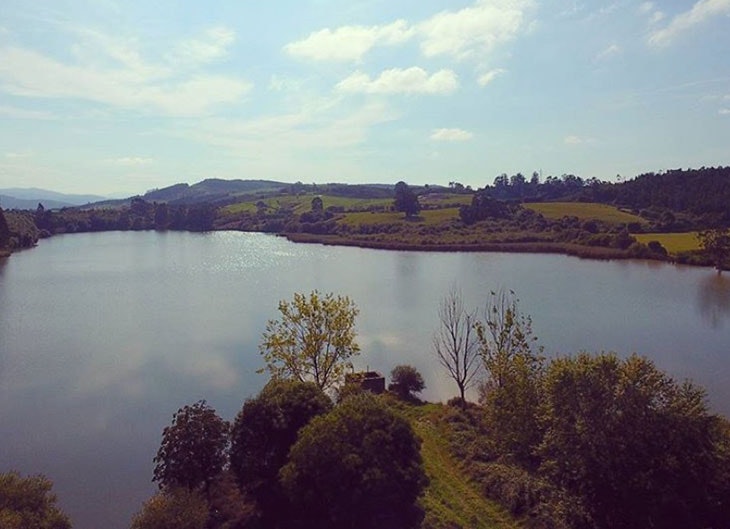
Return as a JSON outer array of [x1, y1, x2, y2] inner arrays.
[[1, 231, 729, 529]]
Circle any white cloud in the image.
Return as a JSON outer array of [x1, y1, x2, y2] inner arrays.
[[111, 157, 153, 166], [595, 43, 621, 61], [649, 11, 666, 24], [336, 67, 458, 95], [639, 2, 655, 14], [169, 27, 236, 65], [0, 105, 53, 120], [418, 0, 534, 60], [431, 128, 473, 141], [0, 46, 252, 116], [284, 0, 533, 63], [564, 135, 595, 145], [720, 108, 730, 115], [477, 68, 505, 86], [4, 151, 31, 159], [649, 0, 730, 47], [284, 20, 414, 62]]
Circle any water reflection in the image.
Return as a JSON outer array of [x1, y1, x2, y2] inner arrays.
[[697, 273, 730, 329]]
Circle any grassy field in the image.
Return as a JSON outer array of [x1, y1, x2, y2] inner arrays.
[[390, 400, 522, 529], [221, 193, 469, 216], [340, 208, 460, 227], [524, 202, 646, 225], [635, 232, 701, 253]]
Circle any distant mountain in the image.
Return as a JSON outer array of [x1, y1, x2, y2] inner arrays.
[[140, 179, 288, 205], [0, 188, 107, 210]]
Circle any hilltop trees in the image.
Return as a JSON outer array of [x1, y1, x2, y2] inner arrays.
[[153, 401, 229, 498], [388, 365, 425, 400], [260, 290, 360, 391], [393, 181, 420, 218]]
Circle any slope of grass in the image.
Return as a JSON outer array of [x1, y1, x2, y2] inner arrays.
[[634, 232, 701, 253], [524, 202, 646, 224], [388, 399, 522, 529], [340, 208, 460, 227]]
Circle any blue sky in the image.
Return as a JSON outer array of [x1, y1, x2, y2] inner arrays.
[[0, 0, 728, 196]]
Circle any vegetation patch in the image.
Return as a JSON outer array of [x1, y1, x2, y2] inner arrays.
[[524, 202, 646, 224], [634, 232, 700, 253]]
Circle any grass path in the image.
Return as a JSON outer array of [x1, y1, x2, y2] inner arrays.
[[398, 402, 522, 529]]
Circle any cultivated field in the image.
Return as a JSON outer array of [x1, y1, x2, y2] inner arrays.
[[634, 232, 701, 253], [524, 202, 646, 225]]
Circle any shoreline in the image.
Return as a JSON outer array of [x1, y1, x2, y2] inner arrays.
[[284, 232, 646, 261]]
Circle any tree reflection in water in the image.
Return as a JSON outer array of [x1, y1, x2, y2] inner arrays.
[[697, 273, 730, 329]]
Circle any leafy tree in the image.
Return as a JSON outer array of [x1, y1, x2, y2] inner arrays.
[[393, 181, 420, 218], [230, 379, 331, 526], [0, 471, 71, 529], [433, 288, 480, 406], [0, 208, 9, 249], [311, 196, 323, 212], [260, 290, 360, 391], [698, 227, 730, 272], [388, 365, 425, 400], [153, 400, 229, 498], [129, 489, 208, 529], [476, 290, 543, 466], [280, 394, 428, 529], [539, 353, 730, 529]]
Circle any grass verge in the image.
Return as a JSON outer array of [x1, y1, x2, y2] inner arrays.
[[634, 232, 700, 253], [524, 202, 646, 224], [389, 399, 522, 529]]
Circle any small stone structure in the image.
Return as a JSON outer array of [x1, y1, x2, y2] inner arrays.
[[345, 371, 385, 394]]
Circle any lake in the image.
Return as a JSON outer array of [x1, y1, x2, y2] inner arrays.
[[1, 230, 729, 529]]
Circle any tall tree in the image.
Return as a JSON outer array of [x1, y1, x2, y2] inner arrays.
[[260, 290, 360, 391], [153, 400, 229, 498], [539, 353, 730, 529], [280, 393, 428, 529], [698, 227, 730, 272], [230, 379, 332, 527], [393, 181, 421, 218], [433, 288, 480, 405], [477, 289, 544, 466]]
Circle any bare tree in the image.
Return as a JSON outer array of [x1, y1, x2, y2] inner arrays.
[[433, 288, 480, 405]]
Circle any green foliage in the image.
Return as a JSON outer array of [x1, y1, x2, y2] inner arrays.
[[388, 365, 425, 400], [153, 400, 229, 496], [280, 393, 428, 529], [229, 379, 331, 526], [394, 181, 421, 218], [0, 471, 71, 529], [129, 489, 208, 529], [539, 352, 730, 529], [260, 290, 360, 391], [0, 207, 10, 248], [698, 227, 730, 271], [476, 290, 544, 467]]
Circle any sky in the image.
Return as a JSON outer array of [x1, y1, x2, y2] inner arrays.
[[0, 0, 728, 196]]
